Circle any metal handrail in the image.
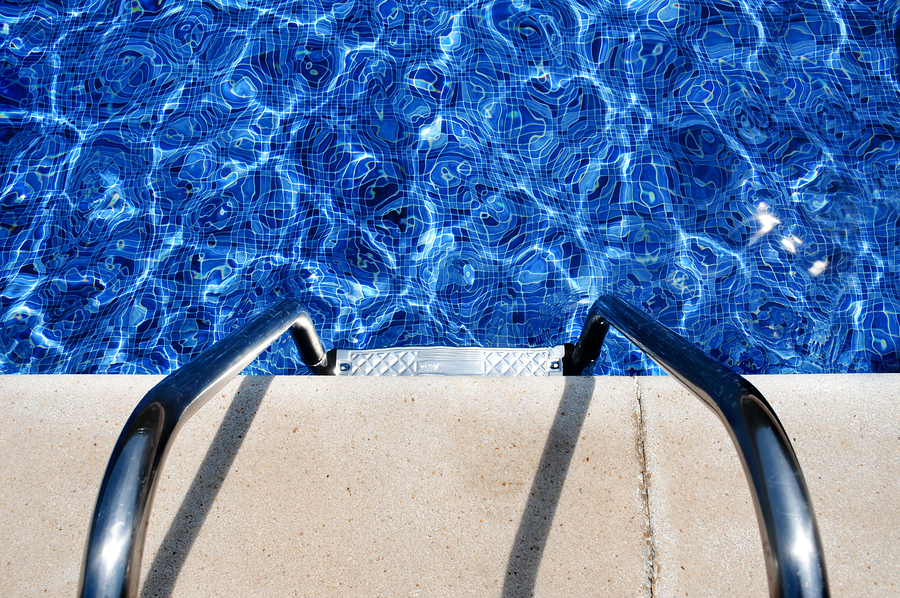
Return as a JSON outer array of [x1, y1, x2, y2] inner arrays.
[[78, 297, 334, 598], [81, 294, 828, 597], [564, 294, 829, 598]]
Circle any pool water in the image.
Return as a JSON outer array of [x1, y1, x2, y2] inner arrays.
[[1, 0, 899, 375]]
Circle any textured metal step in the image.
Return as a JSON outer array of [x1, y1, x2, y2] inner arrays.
[[332, 346, 567, 376]]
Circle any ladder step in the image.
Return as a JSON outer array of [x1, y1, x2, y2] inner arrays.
[[333, 346, 567, 376]]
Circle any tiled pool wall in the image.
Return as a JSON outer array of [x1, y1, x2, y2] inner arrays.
[[1, 0, 899, 375]]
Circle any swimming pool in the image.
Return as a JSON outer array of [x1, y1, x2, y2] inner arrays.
[[1, 0, 898, 375]]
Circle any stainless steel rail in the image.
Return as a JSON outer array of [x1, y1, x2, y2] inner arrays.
[[565, 294, 829, 598], [78, 298, 333, 598], [81, 293, 828, 597]]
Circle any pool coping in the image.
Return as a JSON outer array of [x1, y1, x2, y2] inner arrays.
[[1, 374, 897, 597]]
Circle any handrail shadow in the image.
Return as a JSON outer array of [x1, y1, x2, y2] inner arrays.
[[79, 298, 329, 598], [502, 377, 595, 598], [139, 376, 273, 598]]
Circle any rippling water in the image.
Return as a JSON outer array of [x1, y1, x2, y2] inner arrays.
[[1, 0, 899, 375]]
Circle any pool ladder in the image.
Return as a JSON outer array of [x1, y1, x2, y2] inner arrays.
[[78, 295, 830, 598]]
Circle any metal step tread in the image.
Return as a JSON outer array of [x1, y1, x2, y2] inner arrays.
[[333, 345, 567, 376]]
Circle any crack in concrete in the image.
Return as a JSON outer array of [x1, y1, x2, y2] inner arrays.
[[635, 378, 658, 598]]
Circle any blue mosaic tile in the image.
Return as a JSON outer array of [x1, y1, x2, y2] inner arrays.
[[1, 0, 899, 375]]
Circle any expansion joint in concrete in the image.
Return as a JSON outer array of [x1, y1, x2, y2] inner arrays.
[[635, 378, 658, 598]]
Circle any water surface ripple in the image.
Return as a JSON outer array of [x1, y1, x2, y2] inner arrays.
[[1, 0, 899, 375]]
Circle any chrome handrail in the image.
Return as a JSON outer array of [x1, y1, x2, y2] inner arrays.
[[565, 294, 829, 598], [81, 293, 828, 597], [78, 297, 333, 598]]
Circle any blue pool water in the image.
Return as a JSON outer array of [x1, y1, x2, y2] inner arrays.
[[1, 0, 899, 375]]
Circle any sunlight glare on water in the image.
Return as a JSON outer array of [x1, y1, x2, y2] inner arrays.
[[0, 0, 899, 375]]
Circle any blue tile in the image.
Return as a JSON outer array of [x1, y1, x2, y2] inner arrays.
[[1, 0, 899, 375]]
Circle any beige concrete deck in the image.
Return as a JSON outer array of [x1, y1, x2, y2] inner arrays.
[[0, 375, 897, 597]]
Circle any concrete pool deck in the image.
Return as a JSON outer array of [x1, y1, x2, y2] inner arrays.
[[0, 375, 897, 597]]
